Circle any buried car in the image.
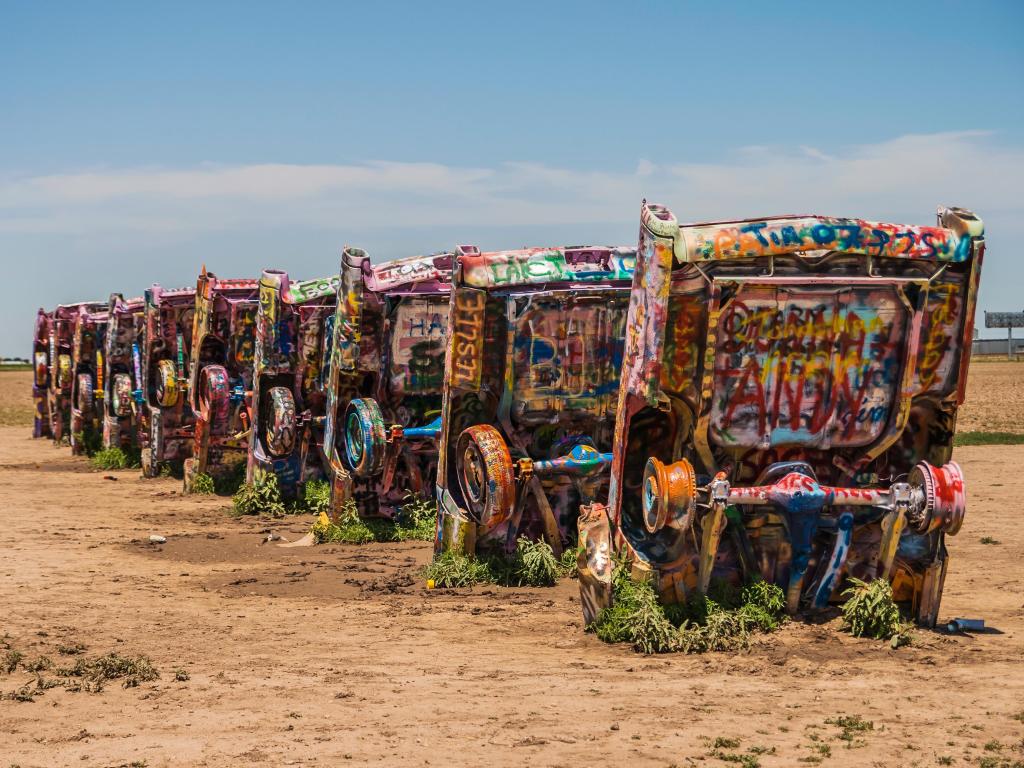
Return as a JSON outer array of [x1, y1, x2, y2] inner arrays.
[[434, 245, 636, 558], [321, 248, 453, 518], [32, 308, 53, 439], [246, 269, 339, 498], [46, 301, 107, 446], [68, 302, 110, 455], [138, 284, 197, 477], [182, 269, 260, 492], [578, 201, 985, 628], [101, 293, 145, 451]]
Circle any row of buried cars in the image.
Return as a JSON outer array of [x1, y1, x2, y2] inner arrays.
[[30, 201, 987, 629]]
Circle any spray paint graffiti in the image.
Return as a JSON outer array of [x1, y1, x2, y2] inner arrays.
[[182, 271, 260, 492], [678, 215, 977, 263], [69, 304, 110, 455], [138, 285, 196, 477], [435, 245, 636, 559], [320, 248, 454, 519], [247, 269, 337, 499], [101, 294, 145, 450], [581, 201, 986, 630], [31, 309, 53, 439]]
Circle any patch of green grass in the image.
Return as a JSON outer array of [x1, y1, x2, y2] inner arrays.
[[423, 537, 576, 590], [840, 578, 908, 645], [592, 562, 681, 654], [980, 536, 1001, 545], [302, 479, 331, 516], [190, 472, 215, 495], [90, 446, 141, 470], [310, 493, 437, 544], [232, 468, 287, 517], [390, 494, 438, 542], [711, 752, 759, 768], [954, 431, 1024, 447], [825, 714, 874, 747], [713, 737, 741, 749], [591, 566, 787, 655], [57, 642, 86, 656], [72, 429, 104, 457], [424, 550, 495, 588], [511, 538, 560, 587]]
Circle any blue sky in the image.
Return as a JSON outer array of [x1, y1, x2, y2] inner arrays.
[[2, 0, 1023, 354]]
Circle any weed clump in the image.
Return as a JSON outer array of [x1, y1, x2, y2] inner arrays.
[[302, 479, 331, 516], [57, 652, 159, 690], [511, 538, 560, 587], [424, 550, 496, 588], [840, 578, 911, 646], [424, 538, 579, 589], [593, 563, 679, 654], [232, 468, 287, 517], [89, 446, 141, 470], [1, 642, 159, 701], [311, 501, 376, 545], [190, 472, 216, 495], [309, 493, 437, 544], [391, 494, 437, 542], [590, 562, 787, 655]]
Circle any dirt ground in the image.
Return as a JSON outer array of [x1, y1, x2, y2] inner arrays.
[[1, 367, 1023, 768]]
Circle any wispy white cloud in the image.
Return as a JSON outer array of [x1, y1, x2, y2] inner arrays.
[[0, 131, 1020, 236]]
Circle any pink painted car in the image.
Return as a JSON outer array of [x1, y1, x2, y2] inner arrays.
[[182, 269, 260, 492], [31, 308, 53, 439], [102, 293, 145, 450], [321, 248, 453, 518], [578, 201, 985, 627], [138, 284, 197, 477], [434, 245, 636, 558]]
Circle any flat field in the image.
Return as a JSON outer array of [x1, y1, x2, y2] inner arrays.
[[1, 367, 1022, 767]]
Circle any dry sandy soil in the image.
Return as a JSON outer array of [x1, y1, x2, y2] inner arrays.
[[1, 367, 1023, 768]]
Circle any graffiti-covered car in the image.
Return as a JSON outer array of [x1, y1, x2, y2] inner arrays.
[[69, 303, 110, 455], [138, 285, 196, 477], [321, 249, 453, 518], [46, 302, 106, 446], [435, 245, 636, 558], [32, 308, 53, 439], [246, 270, 338, 498], [182, 269, 259, 492], [101, 294, 145, 450], [578, 201, 985, 628]]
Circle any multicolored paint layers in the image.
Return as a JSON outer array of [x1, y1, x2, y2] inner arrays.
[[101, 293, 145, 450], [138, 284, 197, 477], [580, 201, 985, 629], [182, 270, 260, 491], [320, 249, 453, 519], [435, 245, 635, 558], [247, 269, 337, 498]]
